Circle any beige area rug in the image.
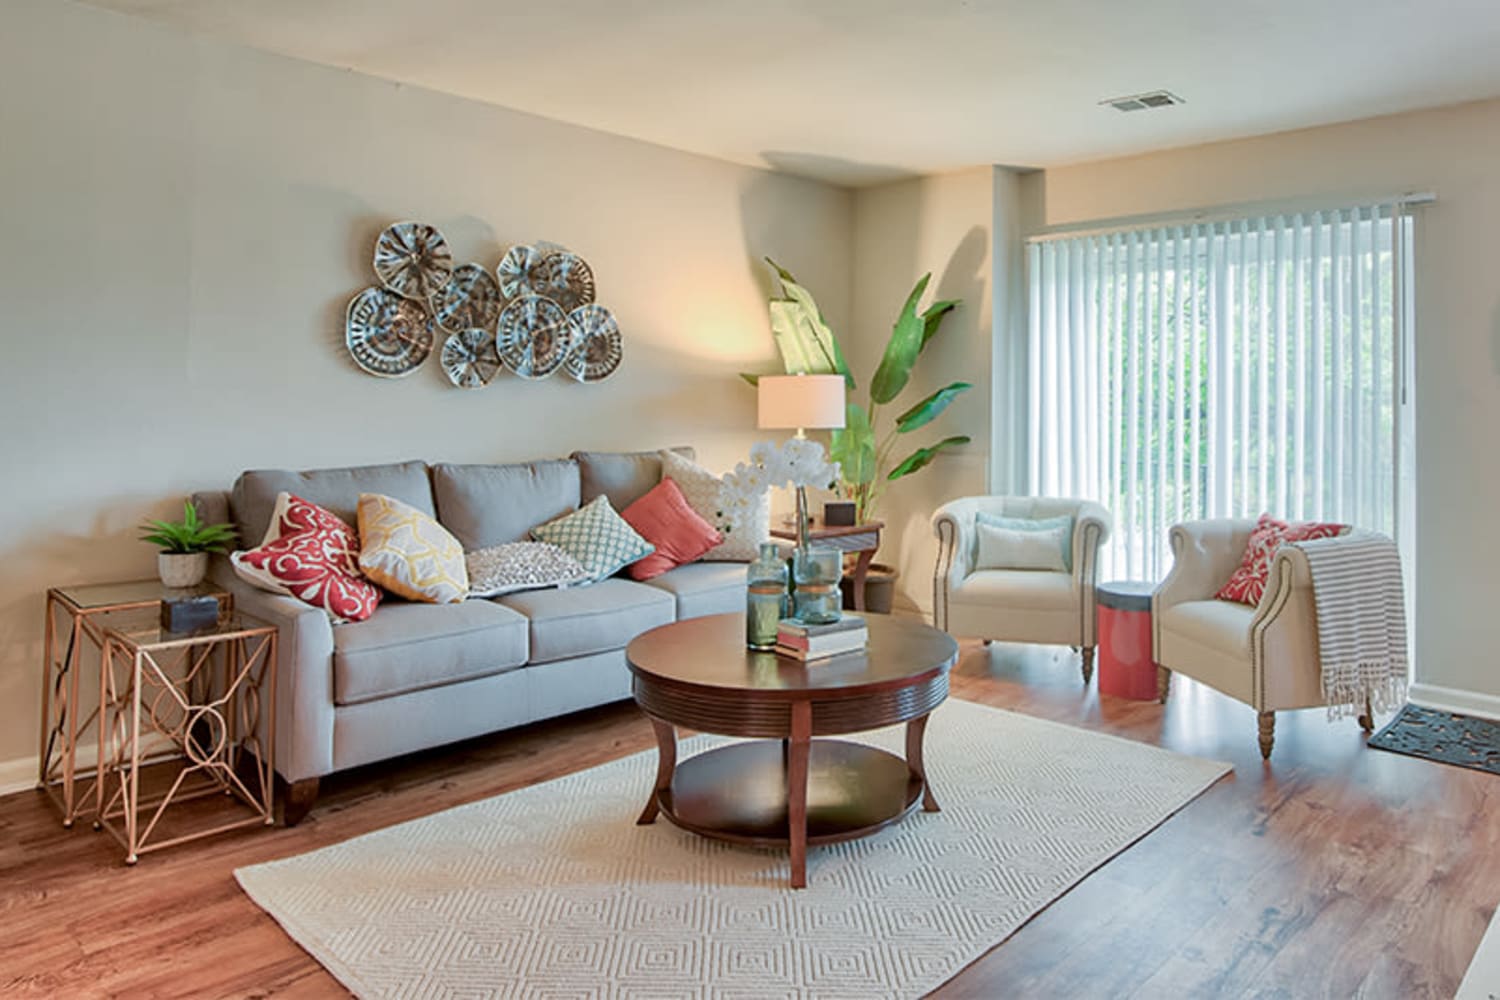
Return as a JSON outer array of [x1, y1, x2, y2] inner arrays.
[[236, 699, 1230, 999]]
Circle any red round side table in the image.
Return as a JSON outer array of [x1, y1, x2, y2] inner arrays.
[[1096, 580, 1159, 700]]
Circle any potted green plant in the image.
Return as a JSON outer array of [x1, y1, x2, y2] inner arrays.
[[139, 500, 237, 588], [748, 259, 972, 525]]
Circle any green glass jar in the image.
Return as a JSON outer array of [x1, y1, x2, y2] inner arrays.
[[792, 546, 843, 625], [746, 542, 788, 649]]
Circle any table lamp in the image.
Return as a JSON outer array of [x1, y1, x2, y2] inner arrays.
[[757, 373, 846, 547]]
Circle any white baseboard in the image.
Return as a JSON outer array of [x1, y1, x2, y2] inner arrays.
[[1408, 682, 1500, 722], [0, 754, 37, 798]]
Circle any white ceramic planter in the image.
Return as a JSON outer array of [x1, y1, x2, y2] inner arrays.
[[158, 552, 208, 589]]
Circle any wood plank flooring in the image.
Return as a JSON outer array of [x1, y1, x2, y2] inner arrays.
[[1, 639, 1494, 998]]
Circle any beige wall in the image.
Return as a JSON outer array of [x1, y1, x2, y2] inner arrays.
[[848, 167, 997, 616], [1021, 101, 1500, 711], [0, 0, 852, 778]]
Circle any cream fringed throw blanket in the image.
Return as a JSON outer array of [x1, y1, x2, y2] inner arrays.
[[1290, 530, 1409, 719]]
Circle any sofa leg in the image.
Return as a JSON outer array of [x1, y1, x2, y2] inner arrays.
[[1358, 695, 1375, 734], [1258, 712, 1276, 760], [281, 777, 320, 827], [1080, 646, 1095, 685], [1156, 666, 1172, 704]]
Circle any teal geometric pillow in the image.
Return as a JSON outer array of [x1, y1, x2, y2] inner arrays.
[[530, 495, 655, 582], [975, 512, 1075, 572]]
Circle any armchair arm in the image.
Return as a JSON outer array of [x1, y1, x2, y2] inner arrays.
[[209, 559, 336, 782], [932, 500, 979, 633], [1072, 503, 1111, 646], [1154, 519, 1256, 612]]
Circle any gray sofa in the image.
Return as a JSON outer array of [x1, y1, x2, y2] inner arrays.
[[193, 447, 747, 824]]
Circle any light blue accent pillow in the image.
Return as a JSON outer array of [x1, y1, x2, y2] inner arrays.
[[530, 495, 655, 582], [975, 512, 1075, 572]]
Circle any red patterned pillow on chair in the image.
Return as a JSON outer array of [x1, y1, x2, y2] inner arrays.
[[231, 493, 382, 621], [1215, 513, 1345, 606]]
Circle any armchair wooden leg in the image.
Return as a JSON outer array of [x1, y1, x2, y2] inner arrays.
[[1258, 712, 1276, 760], [1156, 666, 1172, 704], [1080, 646, 1095, 686], [1358, 695, 1375, 734]]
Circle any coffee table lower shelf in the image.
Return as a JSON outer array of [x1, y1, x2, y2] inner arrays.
[[655, 739, 924, 846]]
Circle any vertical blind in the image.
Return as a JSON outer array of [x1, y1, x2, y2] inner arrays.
[[1027, 203, 1414, 580]]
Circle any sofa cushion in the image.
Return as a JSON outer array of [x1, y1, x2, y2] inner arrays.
[[231, 460, 433, 550], [572, 447, 694, 511], [951, 569, 1077, 613], [496, 578, 674, 665], [333, 600, 530, 706], [431, 459, 581, 551], [642, 562, 748, 620]]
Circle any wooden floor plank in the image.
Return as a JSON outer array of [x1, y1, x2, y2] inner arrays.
[[0, 639, 1493, 998]]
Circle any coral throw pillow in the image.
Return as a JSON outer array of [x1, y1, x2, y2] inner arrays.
[[231, 492, 382, 621], [619, 477, 724, 580], [530, 495, 655, 583], [356, 493, 468, 604], [1215, 513, 1346, 606]]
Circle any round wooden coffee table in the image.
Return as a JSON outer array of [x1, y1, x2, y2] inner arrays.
[[627, 612, 957, 888]]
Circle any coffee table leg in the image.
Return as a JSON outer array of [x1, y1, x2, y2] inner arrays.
[[788, 701, 812, 889], [636, 716, 676, 826], [906, 713, 940, 812]]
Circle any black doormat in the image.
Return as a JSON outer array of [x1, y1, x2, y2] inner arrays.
[[1368, 704, 1500, 775]]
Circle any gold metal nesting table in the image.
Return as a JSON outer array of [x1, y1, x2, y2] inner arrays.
[[92, 607, 278, 864]]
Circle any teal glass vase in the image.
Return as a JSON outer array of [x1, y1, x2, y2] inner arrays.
[[792, 546, 842, 625], [746, 542, 788, 649]]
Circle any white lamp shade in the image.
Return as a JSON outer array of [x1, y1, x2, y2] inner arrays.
[[757, 374, 846, 430]]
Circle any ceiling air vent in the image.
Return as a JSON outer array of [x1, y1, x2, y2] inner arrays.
[[1101, 90, 1185, 112]]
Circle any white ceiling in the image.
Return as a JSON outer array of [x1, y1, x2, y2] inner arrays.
[[82, 0, 1500, 186]]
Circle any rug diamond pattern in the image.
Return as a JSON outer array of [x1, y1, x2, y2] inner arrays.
[[237, 699, 1229, 998]]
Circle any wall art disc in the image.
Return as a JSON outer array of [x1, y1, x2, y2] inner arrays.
[[441, 327, 502, 389], [496, 295, 576, 380], [373, 221, 453, 302], [539, 251, 596, 312], [432, 263, 501, 333], [496, 244, 548, 300], [564, 304, 622, 383], [346, 286, 436, 378]]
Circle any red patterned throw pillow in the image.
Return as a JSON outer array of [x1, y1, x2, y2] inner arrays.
[[231, 493, 382, 621], [1215, 513, 1345, 606]]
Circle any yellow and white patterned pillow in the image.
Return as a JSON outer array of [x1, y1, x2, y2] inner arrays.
[[356, 493, 468, 604]]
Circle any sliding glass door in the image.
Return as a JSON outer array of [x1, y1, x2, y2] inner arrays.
[[1026, 204, 1415, 580]]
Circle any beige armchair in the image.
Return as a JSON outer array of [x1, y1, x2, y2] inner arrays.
[[932, 497, 1112, 683], [1153, 519, 1374, 759]]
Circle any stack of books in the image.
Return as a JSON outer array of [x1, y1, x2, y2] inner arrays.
[[775, 615, 868, 661]]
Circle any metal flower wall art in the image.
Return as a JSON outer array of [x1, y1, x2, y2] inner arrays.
[[345, 224, 623, 387]]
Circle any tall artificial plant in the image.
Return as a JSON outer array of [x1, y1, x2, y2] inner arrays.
[[750, 259, 971, 524]]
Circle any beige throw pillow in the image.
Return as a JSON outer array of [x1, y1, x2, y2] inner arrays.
[[659, 449, 768, 562], [975, 521, 1070, 572]]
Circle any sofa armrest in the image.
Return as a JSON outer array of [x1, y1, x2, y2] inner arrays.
[[209, 559, 336, 783]]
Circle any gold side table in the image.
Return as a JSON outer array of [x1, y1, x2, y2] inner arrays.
[[94, 608, 277, 864], [39, 580, 229, 827]]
